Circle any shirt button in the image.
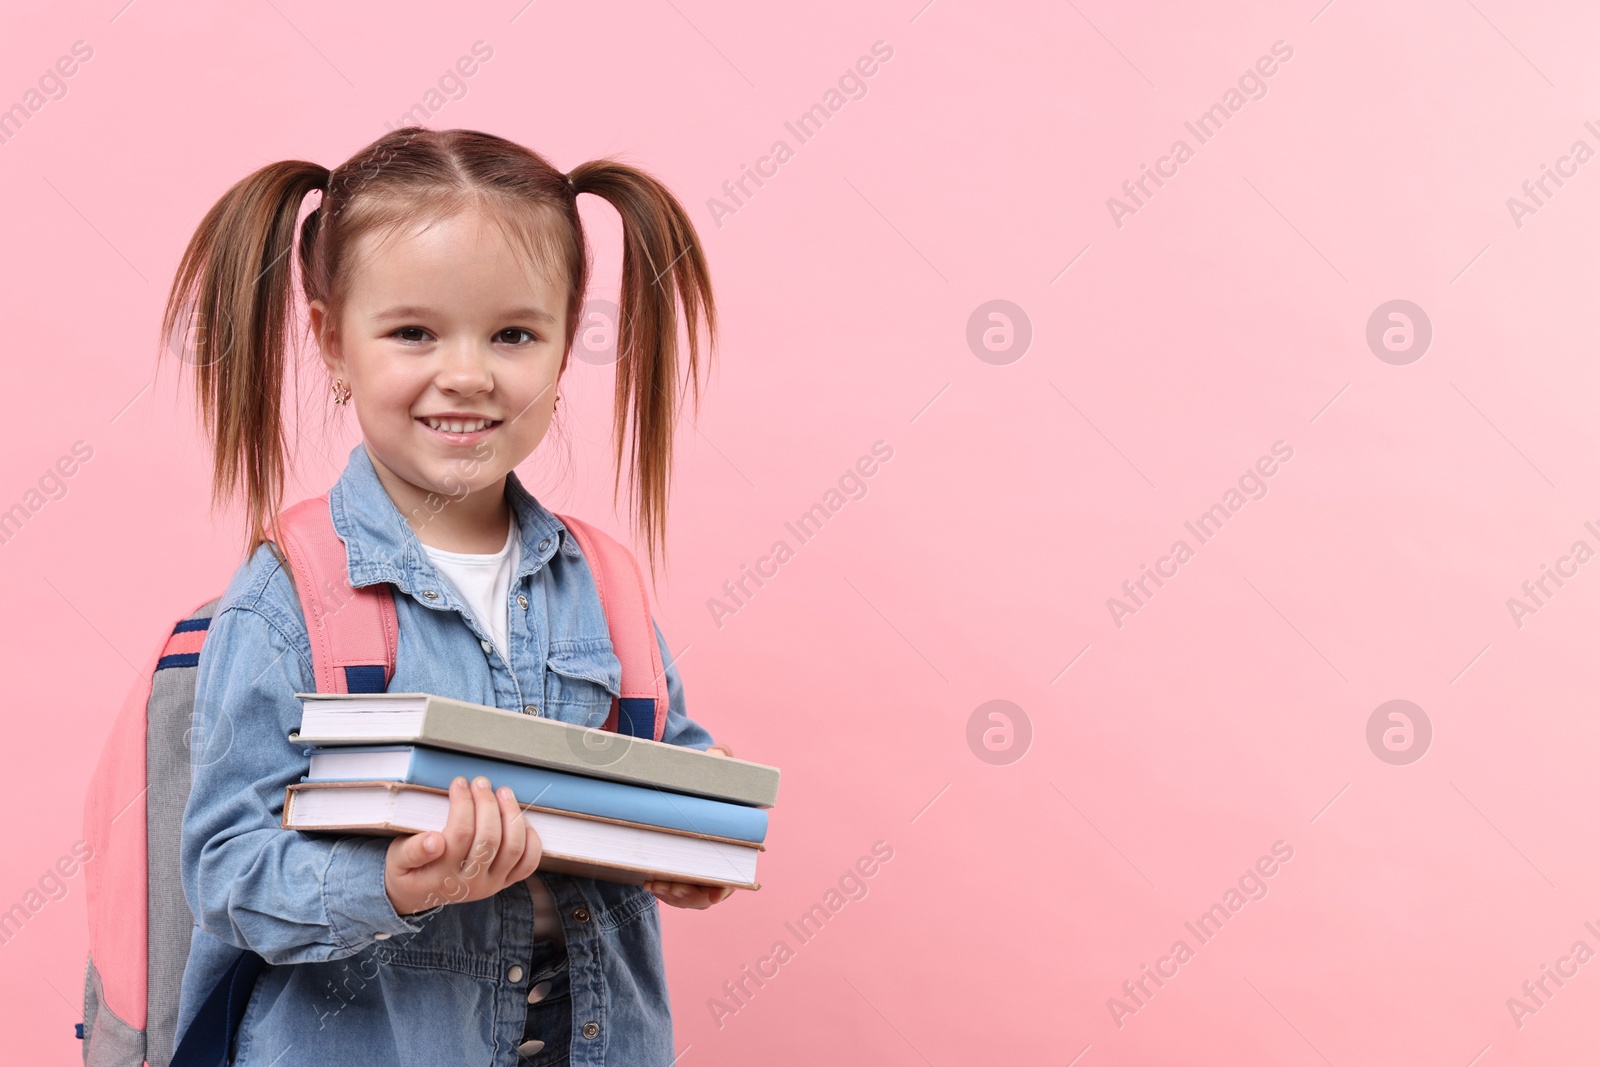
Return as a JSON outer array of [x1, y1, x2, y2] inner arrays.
[[517, 594, 529, 609], [524, 704, 540, 715], [481, 639, 493, 653], [538, 538, 551, 552], [572, 906, 590, 923], [422, 590, 438, 600], [507, 965, 524, 983], [517, 1039, 545, 1056], [581, 1021, 600, 1039], [373, 931, 391, 940]]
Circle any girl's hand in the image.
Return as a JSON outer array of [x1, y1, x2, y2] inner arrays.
[[645, 880, 735, 907], [647, 742, 739, 908], [385, 776, 543, 916]]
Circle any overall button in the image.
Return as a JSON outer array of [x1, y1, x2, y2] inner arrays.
[[507, 965, 524, 983], [581, 1021, 600, 1039], [517, 594, 529, 609], [524, 704, 540, 715], [481, 639, 493, 654], [572, 907, 589, 924]]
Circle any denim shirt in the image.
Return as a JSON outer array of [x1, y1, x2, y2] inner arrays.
[[176, 442, 716, 1066]]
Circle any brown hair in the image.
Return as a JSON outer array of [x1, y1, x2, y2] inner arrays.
[[159, 126, 716, 581]]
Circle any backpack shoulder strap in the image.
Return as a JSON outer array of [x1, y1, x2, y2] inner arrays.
[[552, 513, 669, 742], [276, 494, 397, 694]]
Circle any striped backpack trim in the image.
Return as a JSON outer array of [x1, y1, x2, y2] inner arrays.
[[156, 618, 209, 671]]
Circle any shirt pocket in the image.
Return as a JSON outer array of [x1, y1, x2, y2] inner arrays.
[[543, 638, 622, 726], [371, 899, 505, 980], [591, 879, 659, 932]]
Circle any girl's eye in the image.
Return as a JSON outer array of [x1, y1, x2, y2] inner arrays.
[[389, 326, 535, 345]]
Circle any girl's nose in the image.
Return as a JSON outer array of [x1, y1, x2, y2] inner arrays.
[[436, 342, 494, 394]]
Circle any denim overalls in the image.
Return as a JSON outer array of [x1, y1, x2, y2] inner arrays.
[[176, 442, 717, 1066]]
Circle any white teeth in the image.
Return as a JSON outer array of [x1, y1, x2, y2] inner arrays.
[[422, 417, 494, 433]]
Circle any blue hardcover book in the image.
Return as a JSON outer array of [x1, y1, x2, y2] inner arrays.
[[300, 744, 769, 844]]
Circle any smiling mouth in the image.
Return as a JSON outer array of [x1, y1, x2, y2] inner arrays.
[[416, 416, 502, 441]]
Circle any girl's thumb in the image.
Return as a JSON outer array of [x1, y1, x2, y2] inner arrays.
[[407, 832, 441, 863]]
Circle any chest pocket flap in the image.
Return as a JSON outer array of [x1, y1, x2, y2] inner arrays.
[[544, 639, 622, 724]]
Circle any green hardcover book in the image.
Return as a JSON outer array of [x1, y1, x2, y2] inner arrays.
[[291, 692, 780, 808]]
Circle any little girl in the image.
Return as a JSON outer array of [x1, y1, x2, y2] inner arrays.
[[169, 127, 732, 1066]]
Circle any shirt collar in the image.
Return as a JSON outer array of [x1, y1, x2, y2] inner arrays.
[[328, 442, 572, 595]]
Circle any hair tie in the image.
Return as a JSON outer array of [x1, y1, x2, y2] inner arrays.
[[564, 172, 576, 194]]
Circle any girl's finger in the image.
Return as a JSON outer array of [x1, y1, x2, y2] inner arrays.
[[658, 886, 710, 909], [654, 882, 732, 909], [487, 786, 524, 882], [465, 776, 502, 878], [648, 880, 691, 900], [691, 886, 732, 908], [394, 830, 444, 872], [440, 777, 475, 863], [508, 823, 543, 882]]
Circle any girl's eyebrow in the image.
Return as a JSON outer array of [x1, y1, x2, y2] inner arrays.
[[502, 306, 558, 325], [372, 304, 557, 325]]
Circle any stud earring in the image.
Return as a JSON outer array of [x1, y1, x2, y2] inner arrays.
[[331, 378, 351, 405]]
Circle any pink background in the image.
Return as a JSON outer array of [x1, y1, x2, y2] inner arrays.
[[5, 0, 1600, 1063]]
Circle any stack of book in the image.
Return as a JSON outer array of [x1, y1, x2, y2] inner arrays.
[[280, 692, 778, 891]]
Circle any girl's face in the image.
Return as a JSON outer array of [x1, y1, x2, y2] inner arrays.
[[310, 208, 567, 524]]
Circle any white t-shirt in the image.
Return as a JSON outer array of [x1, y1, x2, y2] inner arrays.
[[418, 511, 520, 660], [419, 513, 566, 947]]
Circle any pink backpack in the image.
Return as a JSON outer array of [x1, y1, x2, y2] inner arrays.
[[78, 494, 669, 1067]]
